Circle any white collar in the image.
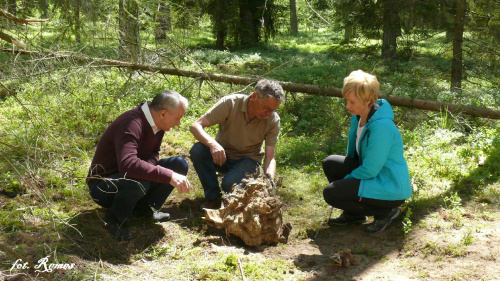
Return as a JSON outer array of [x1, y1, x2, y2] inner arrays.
[[141, 102, 160, 134]]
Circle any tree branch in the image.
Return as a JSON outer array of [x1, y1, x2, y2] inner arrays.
[[1, 48, 499, 119], [0, 9, 50, 25], [303, 0, 330, 26], [0, 30, 26, 48]]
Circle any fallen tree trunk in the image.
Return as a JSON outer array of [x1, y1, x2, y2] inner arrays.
[[2, 48, 499, 119]]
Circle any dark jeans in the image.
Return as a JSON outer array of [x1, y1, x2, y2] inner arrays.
[[89, 156, 188, 224], [190, 142, 260, 201], [322, 155, 404, 219]]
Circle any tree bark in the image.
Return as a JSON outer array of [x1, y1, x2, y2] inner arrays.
[[381, 0, 401, 59], [290, 0, 298, 36], [2, 48, 500, 119], [74, 0, 81, 44], [39, 0, 48, 18], [7, 0, 16, 15], [214, 0, 226, 50], [154, 2, 171, 41], [239, 0, 259, 45], [451, 0, 466, 91], [344, 23, 356, 43], [119, 0, 141, 63]]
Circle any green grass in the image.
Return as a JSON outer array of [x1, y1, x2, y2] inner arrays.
[[1, 21, 499, 280]]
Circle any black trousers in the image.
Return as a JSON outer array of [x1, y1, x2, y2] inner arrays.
[[322, 155, 404, 219], [89, 157, 188, 224]]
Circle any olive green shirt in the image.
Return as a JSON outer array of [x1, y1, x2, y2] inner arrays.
[[204, 94, 280, 163]]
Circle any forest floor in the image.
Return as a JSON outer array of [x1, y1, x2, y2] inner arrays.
[[89, 193, 500, 281], [1, 143, 499, 281], [3, 188, 498, 281]]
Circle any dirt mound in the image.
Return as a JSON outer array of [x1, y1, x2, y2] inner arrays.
[[203, 171, 292, 246]]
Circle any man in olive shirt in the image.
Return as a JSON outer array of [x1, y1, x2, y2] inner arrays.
[[189, 79, 285, 209]]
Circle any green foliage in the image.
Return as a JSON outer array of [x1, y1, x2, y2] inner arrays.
[[1, 13, 500, 280], [402, 208, 413, 238], [223, 254, 239, 271]]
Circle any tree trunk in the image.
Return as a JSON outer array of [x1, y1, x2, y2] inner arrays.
[[344, 23, 356, 43], [215, 29, 226, 50], [213, 0, 226, 50], [290, 0, 298, 36], [74, 0, 81, 44], [239, 0, 259, 45], [154, 2, 171, 41], [39, 0, 48, 18], [381, 0, 401, 59], [119, 0, 141, 63], [451, 0, 466, 91], [7, 0, 16, 15]]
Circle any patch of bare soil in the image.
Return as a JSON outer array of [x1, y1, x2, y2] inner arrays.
[[197, 204, 500, 280], [2, 189, 499, 280]]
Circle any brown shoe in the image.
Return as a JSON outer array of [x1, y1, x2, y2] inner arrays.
[[201, 197, 222, 210]]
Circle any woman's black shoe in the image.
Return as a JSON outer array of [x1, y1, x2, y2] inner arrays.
[[366, 208, 401, 233], [328, 212, 366, 226]]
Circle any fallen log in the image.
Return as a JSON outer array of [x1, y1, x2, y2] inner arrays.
[[1, 48, 499, 119]]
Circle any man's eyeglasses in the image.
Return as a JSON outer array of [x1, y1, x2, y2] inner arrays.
[[258, 96, 276, 113]]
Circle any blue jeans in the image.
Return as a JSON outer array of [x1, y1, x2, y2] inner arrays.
[[89, 156, 188, 224], [190, 142, 260, 201]]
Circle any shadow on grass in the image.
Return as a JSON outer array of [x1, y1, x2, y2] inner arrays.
[[293, 123, 500, 280], [62, 208, 165, 264], [296, 221, 406, 280]]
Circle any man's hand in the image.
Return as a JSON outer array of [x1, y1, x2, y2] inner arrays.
[[210, 142, 227, 166], [190, 116, 226, 166], [169, 172, 191, 194]]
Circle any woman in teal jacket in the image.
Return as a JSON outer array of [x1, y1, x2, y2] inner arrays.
[[323, 70, 412, 233]]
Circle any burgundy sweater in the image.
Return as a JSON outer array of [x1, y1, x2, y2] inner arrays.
[[86, 106, 173, 188]]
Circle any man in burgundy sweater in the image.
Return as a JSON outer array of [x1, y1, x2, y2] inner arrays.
[[86, 90, 190, 240]]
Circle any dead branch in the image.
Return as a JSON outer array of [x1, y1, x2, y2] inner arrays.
[[0, 9, 50, 25], [0, 30, 26, 48], [304, 0, 331, 26], [0, 9, 49, 48], [1, 48, 499, 119]]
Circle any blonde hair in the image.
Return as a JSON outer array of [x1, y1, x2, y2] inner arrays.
[[342, 70, 379, 104]]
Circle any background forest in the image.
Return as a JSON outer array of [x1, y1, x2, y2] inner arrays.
[[0, 0, 499, 280]]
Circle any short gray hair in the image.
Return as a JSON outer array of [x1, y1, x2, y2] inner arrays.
[[254, 79, 285, 103], [150, 90, 189, 111]]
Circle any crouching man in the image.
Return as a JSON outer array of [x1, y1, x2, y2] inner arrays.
[[189, 79, 285, 209], [86, 90, 191, 240]]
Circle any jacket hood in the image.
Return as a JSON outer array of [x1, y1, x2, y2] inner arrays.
[[369, 99, 394, 122]]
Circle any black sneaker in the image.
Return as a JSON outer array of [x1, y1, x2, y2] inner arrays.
[[104, 211, 132, 240], [107, 222, 132, 240], [328, 212, 366, 226], [366, 208, 401, 233]]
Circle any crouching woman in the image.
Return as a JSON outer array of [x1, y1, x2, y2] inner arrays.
[[323, 70, 412, 233]]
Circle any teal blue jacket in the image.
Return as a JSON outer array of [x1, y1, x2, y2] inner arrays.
[[344, 99, 412, 201]]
